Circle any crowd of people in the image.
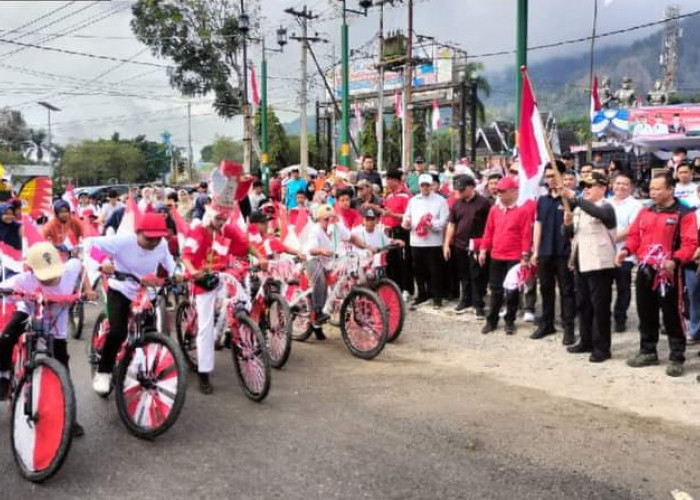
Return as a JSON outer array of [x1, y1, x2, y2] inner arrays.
[[0, 147, 699, 440]]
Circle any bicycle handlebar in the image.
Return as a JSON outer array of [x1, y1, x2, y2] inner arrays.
[[0, 289, 81, 305]]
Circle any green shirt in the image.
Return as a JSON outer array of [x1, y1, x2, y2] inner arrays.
[[406, 172, 421, 195]]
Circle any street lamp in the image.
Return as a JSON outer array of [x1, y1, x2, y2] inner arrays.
[[469, 70, 478, 164], [260, 26, 287, 195], [239, 2, 251, 173], [37, 101, 60, 167]]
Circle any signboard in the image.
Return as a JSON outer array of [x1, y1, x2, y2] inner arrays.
[[628, 105, 700, 138], [332, 48, 453, 98]]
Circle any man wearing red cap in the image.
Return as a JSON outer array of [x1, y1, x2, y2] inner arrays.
[[84, 212, 178, 396], [181, 202, 261, 394], [478, 177, 533, 335]]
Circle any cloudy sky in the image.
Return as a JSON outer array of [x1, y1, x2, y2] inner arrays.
[[0, 0, 696, 160]]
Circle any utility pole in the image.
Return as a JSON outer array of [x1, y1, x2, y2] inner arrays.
[[469, 80, 477, 164], [238, 0, 252, 173], [340, 1, 351, 168], [286, 5, 322, 179], [515, 0, 528, 137], [458, 77, 466, 158], [402, 0, 413, 170], [187, 102, 193, 181], [376, 1, 385, 173], [315, 100, 321, 167]]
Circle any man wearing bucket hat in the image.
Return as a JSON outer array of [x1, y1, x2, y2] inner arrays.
[[84, 212, 179, 396], [402, 172, 449, 310]]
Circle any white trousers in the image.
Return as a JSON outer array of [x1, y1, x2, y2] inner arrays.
[[195, 288, 219, 374]]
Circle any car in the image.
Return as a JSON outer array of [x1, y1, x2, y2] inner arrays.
[[74, 185, 130, 203]]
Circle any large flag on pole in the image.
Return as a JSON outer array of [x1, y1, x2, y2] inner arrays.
[[250, 62, 261, 107], [590, 75, 601, 120], [517, 67, 549, 204], [431, 99, 441, 131]]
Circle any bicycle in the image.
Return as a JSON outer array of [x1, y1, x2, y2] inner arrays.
[[175, 268, 272, 401], [0, 291, 77, 482], [359, 244, 406, 343], [89, 271, 187, 439], [284, 252, 389, 360]]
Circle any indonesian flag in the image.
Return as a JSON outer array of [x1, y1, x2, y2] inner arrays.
[[0, 241, 23, 275], [21, 215, 45, 248], [590, 76, 601, 121], [293, 207, 309, 237], [118, 193, 142, 236], [431, 99, 441, 131], [517, 67, 549, 204], [394, 90, 403, 119], [18, 176, 52, 219], [250, 62, 261, 107], [62, 183, 78, 213]]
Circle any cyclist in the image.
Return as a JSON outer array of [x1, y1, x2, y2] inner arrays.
[[248, 210, 303, 260], [303, 204, 369, 339], [0, 242, 97, 437], [351, 207, 403, 252], [181, 202, 265, 395], [84, 213, 177, 396]]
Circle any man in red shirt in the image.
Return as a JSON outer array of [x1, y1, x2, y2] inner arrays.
[[269, 174, 282, 202], [381, 169, 413, 298], [334, 187, 363, 230], [616, 171, 698, 377], [478, 177, 533, 335], [182, 202, 260, 394]]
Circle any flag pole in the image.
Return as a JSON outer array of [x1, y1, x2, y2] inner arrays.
[[520, 66, 570, 212]]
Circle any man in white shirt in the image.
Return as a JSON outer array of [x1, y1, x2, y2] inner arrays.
[[402, 173, 449, 309], [607, 173, 642, 332], [303, 204, 367, 338], [98, 189, 123, 226], [674, 163, 698, 208], [351, 208, 392, 251]]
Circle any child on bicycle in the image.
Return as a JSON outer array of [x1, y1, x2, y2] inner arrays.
[[0, 242, 96, 437]]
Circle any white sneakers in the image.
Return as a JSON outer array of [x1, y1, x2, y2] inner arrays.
[[402, 291, 411, 303], [92, 373, 112, 396], [523, 312, 536, 323]]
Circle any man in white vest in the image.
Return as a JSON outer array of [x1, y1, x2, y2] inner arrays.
[[560, 171, 617, 363]]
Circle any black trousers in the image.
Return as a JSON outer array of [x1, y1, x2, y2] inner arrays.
[[613, 261, 633, 325], [0, 311, 70, 372], [575, 268, 614, 356], [99, 288, 132, 373], [386, 227, 414, 295], [411, 246, 444, 301], [538, 256, 575, 330], [487, 259, 519, 324], [446, 247, 460, 299], [636, 268, 686, 363], [455, 247, 486, 309]]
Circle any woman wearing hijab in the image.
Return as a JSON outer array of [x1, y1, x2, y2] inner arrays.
[[177, 189, 193, 221], [0, 202, 22, 279], [191, 194, 211, 226]]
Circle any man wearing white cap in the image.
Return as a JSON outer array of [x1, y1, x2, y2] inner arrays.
[[402, 173, 449, 309]]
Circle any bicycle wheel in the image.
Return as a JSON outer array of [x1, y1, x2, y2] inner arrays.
[[372, 278, 405, 343], [265, 294, 292, 369], [11, 357, 75, 483], [69, 301, 84, 339], [155, 298, 169, 337], [114, 333, 187, 439], [339, 288, 388, 360], [290, 295, 313, 342], [89, 312, 112, 397], [231, 313, 271, 402], [175, 300, 198, 371]]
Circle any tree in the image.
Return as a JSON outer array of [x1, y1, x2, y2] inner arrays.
[[24, 128, 48, 163], [253, 106, 290, 170], [464, 61, 491, 124], [385, 115, 402, 170], [0, 107, 30, 153], [131, 0, 260, 118], [412, 109, 427, 162], [200, 144, 214, 162], [210, 135, 244, 164], [360, 112, 378, 159], [61, 139, 147, 185]]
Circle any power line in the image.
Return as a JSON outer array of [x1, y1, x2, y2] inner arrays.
[[0, 1, 78, 39], [0, 36, 170, 68]]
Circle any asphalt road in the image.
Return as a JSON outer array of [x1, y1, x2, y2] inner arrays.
[[0, 306, 698, 499]]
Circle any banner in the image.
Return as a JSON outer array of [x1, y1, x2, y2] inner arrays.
[[628, 105, 700, 138]]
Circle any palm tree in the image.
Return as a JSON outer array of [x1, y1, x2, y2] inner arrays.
[[25, 128, 48, 163]]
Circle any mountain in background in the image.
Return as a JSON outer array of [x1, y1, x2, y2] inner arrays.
[[485, 14, 700, 121], [283, 116, 316, 136]]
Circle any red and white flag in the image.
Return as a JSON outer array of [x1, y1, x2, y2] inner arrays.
[[590, 76, 601, 120], [517, 68, 550, 204], [62, 183, 78, 213], [431, 99, 441, 131], [0, 241, 23, 275], [250, 62, 261, 107], [394, 90, 403, 120]]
